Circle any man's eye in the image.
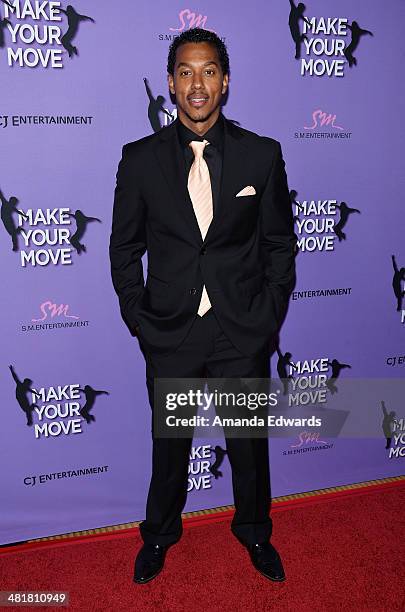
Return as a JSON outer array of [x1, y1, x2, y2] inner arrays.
[[180, 70, 191, 76], [205, 69, 215, 75]]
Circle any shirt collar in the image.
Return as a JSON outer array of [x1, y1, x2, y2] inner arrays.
[[176, 112, 225, 153]]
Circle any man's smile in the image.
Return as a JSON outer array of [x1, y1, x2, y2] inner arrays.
[[187, 94, 209, 108]]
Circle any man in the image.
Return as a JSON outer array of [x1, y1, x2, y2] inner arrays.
[[109, 28, 297, 584]]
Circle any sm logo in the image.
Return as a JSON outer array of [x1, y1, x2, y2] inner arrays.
[[304, 109, 344, 130], [169, 9, 213, 32], [32, 301, 79, 322]]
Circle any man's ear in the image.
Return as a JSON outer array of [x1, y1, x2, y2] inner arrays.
[[168, 73, 175, 95], [222, 73, 229, 95]]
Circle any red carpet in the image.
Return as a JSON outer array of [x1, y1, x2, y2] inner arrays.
[[1, 485, 404, 612]]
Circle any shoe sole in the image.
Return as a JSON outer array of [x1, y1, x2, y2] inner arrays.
[[259, 572, 286, 582], [133, 565, 163, 584], [253, 563, 286, 582]]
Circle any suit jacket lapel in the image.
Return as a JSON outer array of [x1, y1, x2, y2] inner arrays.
[[203, 116, 249, 244], [154, 120, 203, 245]]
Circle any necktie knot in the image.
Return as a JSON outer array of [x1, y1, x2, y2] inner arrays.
[[189, 139, 209, 160]]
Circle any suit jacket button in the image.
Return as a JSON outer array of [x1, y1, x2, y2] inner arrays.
[[200, 247, 206, 255], [190, 288, 197, 295]]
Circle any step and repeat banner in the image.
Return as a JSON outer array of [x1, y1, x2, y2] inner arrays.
[[1, 0, 404, 544]]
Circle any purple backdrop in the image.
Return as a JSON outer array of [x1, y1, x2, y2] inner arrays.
[[1, 0, 404, 545]]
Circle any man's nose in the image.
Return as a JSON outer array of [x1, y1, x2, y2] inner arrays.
[[192, 73, 203, 88]]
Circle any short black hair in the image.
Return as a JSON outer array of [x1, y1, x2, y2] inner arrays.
[[167, 28, 230, 76]]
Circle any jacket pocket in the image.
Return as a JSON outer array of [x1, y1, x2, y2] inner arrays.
[[238, 272, 265, 297], [146, 272, 169, 296]]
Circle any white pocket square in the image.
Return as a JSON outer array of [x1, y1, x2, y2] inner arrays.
[[235, 185, 256, 197]]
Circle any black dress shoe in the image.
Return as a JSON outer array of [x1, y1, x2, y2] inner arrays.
[[247, 541, 286, 582], [133, 543, 168, 584]]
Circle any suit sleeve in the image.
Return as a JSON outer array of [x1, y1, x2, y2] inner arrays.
[[259, 141, 297, 331], [109, 144, 147, 336]]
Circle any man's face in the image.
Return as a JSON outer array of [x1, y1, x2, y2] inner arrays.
[[168, 42, 229, 125]]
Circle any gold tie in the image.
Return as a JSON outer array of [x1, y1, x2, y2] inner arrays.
[[187, 140, 213, 317]]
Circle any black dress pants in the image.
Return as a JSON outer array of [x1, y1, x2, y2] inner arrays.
[[138, 308, 272, 547]]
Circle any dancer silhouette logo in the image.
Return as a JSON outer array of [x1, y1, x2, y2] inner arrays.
[[291, 190, 361, 252], [1, 1, 95, 68], [380, 403, 405, 458], [9, 366, 110, 437], [287, 2, 373, 77], [276, 346, 352, 401], [276, 347, 330, 404], [391, 255, 405, 324], [0, 192, 101, 266], [380, 400, 400, 455], [144, 77, 176, 133]]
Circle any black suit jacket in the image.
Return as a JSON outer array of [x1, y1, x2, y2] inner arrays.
[[109, 115, 297, 356]]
